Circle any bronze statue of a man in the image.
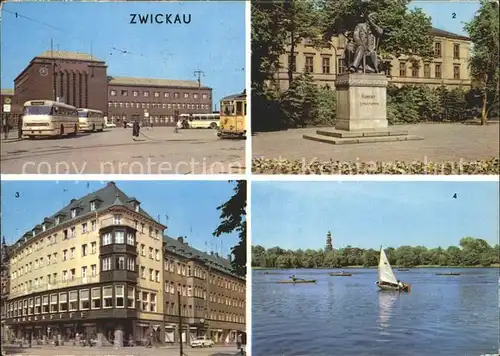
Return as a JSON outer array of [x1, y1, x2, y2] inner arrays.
[[348, 12, 384, 73]]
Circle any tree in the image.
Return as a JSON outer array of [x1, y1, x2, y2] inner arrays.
[[464, 0, 500, 124], [213, 181, 246, 277]]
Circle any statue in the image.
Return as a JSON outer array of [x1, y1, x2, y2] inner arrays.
[[342, 12, 384, 74]]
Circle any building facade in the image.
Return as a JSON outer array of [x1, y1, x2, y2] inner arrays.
[[1, 237, 11, 342], [107, 77, 213, 127], [4, 182, 245, 346], [6, 51, 214, 127], [276, 28, 472, 90], [13, 51, 108, 114]]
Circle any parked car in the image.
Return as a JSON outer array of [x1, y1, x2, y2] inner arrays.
[[190, 336, 214, 348]]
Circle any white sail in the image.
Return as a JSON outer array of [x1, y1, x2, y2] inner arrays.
[[378, 247, 398, 285]]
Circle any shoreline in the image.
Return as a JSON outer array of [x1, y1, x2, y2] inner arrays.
[[252, 264, 500, 270]]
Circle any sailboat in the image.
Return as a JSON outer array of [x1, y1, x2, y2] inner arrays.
[[376, 247, 411, 292]]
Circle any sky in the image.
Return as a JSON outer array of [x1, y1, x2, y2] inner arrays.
[[1, 180, 240, 259], [0, 1, 245, 105], [408, 1, 480, 36], [252, 181, 499, 250]]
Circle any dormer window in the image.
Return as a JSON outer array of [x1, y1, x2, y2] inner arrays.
[[42, 224, 46, 231], [135, 204, 140, 212], [90, 202, 96, 211], [32, 230, 36, 237], [71, 209, 77, 219], [55, 217, 60, 225]]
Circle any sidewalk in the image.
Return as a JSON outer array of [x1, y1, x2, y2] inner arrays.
[[0, 130, 23, 142]]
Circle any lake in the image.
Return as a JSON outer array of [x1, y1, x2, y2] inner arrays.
[[252, 268, 499, 356]]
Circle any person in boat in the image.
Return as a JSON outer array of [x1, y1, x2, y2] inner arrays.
[[291, 275, 297, 282], [397, 280, 404, 289]]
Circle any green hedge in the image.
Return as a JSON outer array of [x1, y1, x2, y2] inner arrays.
[[252, 157, 499, 175]]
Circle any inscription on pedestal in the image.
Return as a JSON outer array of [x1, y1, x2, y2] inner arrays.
[[360, 94, 379, 107]]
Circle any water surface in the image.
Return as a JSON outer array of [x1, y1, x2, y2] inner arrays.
[[252, 268, 499, 356]]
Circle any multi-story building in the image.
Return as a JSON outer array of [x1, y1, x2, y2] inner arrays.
[[1, 236, 12, 341], [107, 77, 212, 127], [13, 51, 108, 114], [276, 27, 472, 90], [5, 51, 213, 127], [4, 182, 245, 346]]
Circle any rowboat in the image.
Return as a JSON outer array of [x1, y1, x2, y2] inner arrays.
[[397, 268, 410, 272], [376, 247, 411, 292], [435, 272, 460, 276], [276, 280, 316, 284], [328, 272, 352, 276]]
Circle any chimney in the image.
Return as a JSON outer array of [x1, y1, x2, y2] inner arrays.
[[228, 254, 232, 262], [107, 181, 115, 187], [210, 251, 214, 256], [70, 199, 76, 204], [215, 252, 219, 258], [177, 237, 184, 243]]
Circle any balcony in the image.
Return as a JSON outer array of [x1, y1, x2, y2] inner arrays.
[[8, 275, 101, 299], [99, 217, 137, 230]]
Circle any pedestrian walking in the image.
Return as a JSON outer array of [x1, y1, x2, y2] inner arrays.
[[132, 121, 140, 140], [237, 333, 243, 354]]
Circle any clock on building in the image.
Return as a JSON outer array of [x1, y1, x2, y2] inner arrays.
[[39, 67, 49, 76]]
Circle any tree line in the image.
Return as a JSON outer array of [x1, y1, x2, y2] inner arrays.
[[252, 237, 499, 268], [252, 0, 499, 131]]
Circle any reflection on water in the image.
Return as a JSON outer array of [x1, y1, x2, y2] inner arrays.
[[252, 268, 500, 356]]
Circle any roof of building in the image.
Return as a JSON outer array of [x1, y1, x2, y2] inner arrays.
[[36, 50, 104, 62], [12, 182, 156, 249], [430, 27, 470, 41], [1, 89, 14, 95], [163, 235, 243, 280], [107, 76, 211, 89], [220, 90, 246, 102]]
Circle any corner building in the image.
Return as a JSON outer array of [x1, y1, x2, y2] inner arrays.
[[4, 182, 245, 346]]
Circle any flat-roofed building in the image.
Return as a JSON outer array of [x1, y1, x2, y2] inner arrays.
[[276, 27, 472, 90], [107, 77, 213, 127]]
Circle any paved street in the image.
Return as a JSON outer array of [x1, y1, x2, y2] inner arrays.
[[1, 345, 246, 356], [0, 128, 245, 175], [253, 123, 499, 164]]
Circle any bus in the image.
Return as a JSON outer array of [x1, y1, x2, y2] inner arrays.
[[22, 100, 79, 138], [218, 90, 246, 139], [77, 108, 105, 132], [179, 113, 220, 129]]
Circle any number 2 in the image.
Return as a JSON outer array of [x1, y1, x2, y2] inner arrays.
[[452, 13, 456, 18]]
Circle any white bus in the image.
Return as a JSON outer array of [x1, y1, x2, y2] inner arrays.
[[179, 113, 220, 129], [22, 100, 79, 138], [77, 108, 105, 132]]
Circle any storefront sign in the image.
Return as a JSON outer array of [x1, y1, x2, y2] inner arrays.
[[3, 104, 11, 113]]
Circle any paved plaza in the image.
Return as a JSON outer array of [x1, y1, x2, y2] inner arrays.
[[0, 128, 245, 175], [252, 123, 500, 164], [1, 345, 245, 356]]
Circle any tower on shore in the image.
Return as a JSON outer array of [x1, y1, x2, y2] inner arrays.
[[325, 231, 333, 252]]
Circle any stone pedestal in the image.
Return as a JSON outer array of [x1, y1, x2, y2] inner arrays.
[[335, 72, 388, 131]]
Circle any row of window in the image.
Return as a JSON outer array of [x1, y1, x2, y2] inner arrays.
[[434, 42, 461, 59], [138, 266, 161, 282], [398, 63, 461, 80], [7, 286, 135, 318], [108, 101, 210, 111], [110, 90, 209, 100]]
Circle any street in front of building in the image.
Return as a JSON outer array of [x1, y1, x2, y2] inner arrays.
[[1, 345, 246, 356], [0, 127, 245, 174]]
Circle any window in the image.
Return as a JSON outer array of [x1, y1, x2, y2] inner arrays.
[[155, 270, 160, 282], [188, 285, 192, 297], [143, 91, 149, 97], [121, 90, 128, 96], [55, 217, 60, 225], [91, 220, 96, 231], [141, 244, 145, 256], [150, 293, 157, 312], [435, 64, 442, 79], [115, 231, 125, 244], [127, 257, 135, 271], [453, 44, 460, 59], [116, 256, 125, 270], [305, 56, 314, 73], [91, 242, 96, 254], [110, 90, 117, 96], [35, 297, 41, 314], [81, 266, 87, 279], [92, 288, 101, 308], [114, 214, 121, 224], [141, 266, 146, 278], [453, 65, 460, 79], [116, 285, 125, 307], [411, 65, 419, 77], [102, 257, 112, 271], [42, 296, 49, 313], [133, 90, 139, 97], [127, 233, 134, 245], [71, 209, 77, 218], [69, 268, 75, 280], [103, 233, 112, 245], [28, 298, 34, 315], [103, 286, 113, 308], [154, 92, 160, 97], [155, 249, 160, 261], [82, 223, 87, 233], [82, 244, 87, 257], [142, 292, 149, 311], [50, 294, 58, 312], [70, 247, 75, 258], [424, 64, 430, 78], [127, 286, 135, 308], [63, 250, 68, 261], [149, 247, 154, 259], [399, 62, 407, 77], [184, 93, 189, 98], [63, 230, 68, 240], [59, 292, 68, 311], [149, 268, 154, 281], [80, 289, 90, 310], [90, 202, 96, 211], [91, 264, 97, 276], [434, 42, 441, 57], [70, 227, 76, 238], [322, 57, 330, 74]]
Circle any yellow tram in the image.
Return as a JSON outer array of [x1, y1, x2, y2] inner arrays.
[[218, 90, 246, 139]]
